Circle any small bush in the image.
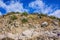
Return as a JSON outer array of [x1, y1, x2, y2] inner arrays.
[[22, 12, 28, 16], [21, 18, 28, 23], [6, 12, 16, 15], [28, 15, 34, 18], [10, 15, 17, 20], [37, 13, 48, 19], [57, 18, 60, 21], [39, 13, 48, 17], [16, 12, 21, 14], [49, 16, 57, 19]]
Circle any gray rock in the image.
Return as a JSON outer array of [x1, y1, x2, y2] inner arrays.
[[22, 29, 34, 38], [52, 20, 59, 26], [41, 22, 48, 27]]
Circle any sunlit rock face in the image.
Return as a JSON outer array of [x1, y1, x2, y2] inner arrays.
[[0, 13, 60, 40]]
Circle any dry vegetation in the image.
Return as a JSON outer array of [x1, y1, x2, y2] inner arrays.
[[0, 12, 60, 40]]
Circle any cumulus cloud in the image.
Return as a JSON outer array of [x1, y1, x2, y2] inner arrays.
[[0, 0, 6, 8], [0, 0, 28, 13], [50, 10, 60, 18], [29, 0, 45, 9], [0, 0, 60, 18], [29, 0, 60, 18], [6, 2, 28, 12], [29, 0, 55, 14]]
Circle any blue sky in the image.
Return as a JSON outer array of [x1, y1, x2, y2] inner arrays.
[[0, 0, 60, 18]]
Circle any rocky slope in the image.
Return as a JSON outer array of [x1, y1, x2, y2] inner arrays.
[[0, 12, 60, 40]]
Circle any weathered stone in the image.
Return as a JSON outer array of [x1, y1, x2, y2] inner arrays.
[[2, 37, 14, 40], [52, 20, 59, 26], [22, 29, 34, 38], [41, 22, 48, 27]]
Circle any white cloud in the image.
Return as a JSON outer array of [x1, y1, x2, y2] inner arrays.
[[0, 12, 2, 15], [29, 0, 60, 18], [0, 0, 6, 8], [50, 10, 60, 18], [0, 0, 28, 13], [29, 0, 45, 9], [0, 0, 60, 18], [6, 2, 28, 13], [29, 0, 54, 14]]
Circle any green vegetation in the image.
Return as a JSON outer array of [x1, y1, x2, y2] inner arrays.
[[21, 18, 28, 23], [2, 12, 60, 21], [6, 12, 21, 16], [21, 12, 28, 16], [57, 18, 60, 21], [49, 16, 57, 19], [39, 13, 48, 17], [6, 12, 16, 15], [49, 16, 60, 21], [10, 15, 17, 20], [36, 13, 48, 19]]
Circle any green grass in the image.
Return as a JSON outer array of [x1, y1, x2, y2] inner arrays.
[[21, 18, 28, 23], [49, 16, 57, 19], [22, 12, 28, 16], [10, 15, 17, 20]]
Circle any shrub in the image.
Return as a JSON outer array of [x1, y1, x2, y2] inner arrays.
[[49, 16, 57, 19], [39, 13, 48, 17], [16, 12, 21, 14], [22, 12, 28, 16], [10, 15, 17, 20], [21, 18, 28, 23], [57, 18, 60, 21], [6, 12, 16, 15], [28, 15, 34, 18], [37, 13, 48, 19]]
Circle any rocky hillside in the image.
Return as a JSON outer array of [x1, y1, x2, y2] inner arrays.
[[0, 12, 60, 40]]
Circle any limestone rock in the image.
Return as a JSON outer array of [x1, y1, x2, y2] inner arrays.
[[41, 22, 48, 27], [22, 29, 34, 38]]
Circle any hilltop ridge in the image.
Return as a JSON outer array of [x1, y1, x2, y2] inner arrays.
[[0, 12, 60, 40]]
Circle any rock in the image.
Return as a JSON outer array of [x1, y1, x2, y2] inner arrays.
[[44, 31, 57, 37], [1, 37, 14, 40], [13, 21, 19, 27], [52, 28, 60, 37], [0, 34, 6, 39], [52, 20, 59, 26], [0, 13, 60, 40], [6, 33, 15, 39], [22, 29, 34, 38], [41, 22, 48, 27], [32, 31, 39, 37], [57, 33, 60, 37]]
